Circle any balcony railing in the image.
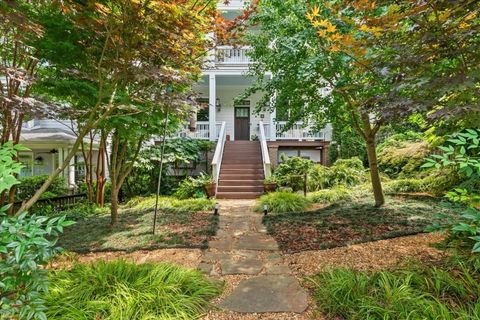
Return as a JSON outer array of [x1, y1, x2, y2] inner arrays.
[[215, 46, 252, 65], [275, 121, 325, 140]]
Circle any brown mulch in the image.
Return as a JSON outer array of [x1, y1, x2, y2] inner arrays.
[[284, 233, 447, 276]]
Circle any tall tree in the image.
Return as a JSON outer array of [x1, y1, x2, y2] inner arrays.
[[17, 0, 216, 214], [0, 1, 48, 211], [244, 0, 405, 206]]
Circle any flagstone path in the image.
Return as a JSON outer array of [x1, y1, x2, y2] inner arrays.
[[199, 200, 309, 314]]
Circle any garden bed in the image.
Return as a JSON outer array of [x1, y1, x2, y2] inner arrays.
[[58, 198, 218, 252], [264, 195, 462, 253]]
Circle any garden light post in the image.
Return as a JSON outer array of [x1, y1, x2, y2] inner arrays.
[[152, 105, 171, 236], [214, 202, 220, 216], [263, 204, 268, 216]]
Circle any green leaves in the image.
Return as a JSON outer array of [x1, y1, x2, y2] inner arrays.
[[423, 129, 480, 178], [0, 142, 28, 194], [0, 143, 74, 319]]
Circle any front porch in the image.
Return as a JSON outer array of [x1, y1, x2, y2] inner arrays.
[[176, 120, 330, 142]]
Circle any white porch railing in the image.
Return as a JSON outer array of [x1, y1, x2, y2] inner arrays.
[[176, 121, 210, 139], [275, 121, 325, 140], [215, 46, 252, 65], [259, 121, 272, 179], [211, 121, 227, 189]]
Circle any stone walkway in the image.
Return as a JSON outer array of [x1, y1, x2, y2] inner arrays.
[[199, 200, 308, 314]]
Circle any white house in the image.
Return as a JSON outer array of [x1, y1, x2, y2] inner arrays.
[[173, 0, 332, 198], [15, 0, 332, 198]]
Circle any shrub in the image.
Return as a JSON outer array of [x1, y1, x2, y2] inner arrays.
[[173, 173, 213, 199], [384, 178, 427, 193], [255, 192, 311, 213], [16, 175, 67, 201], [274, 156, 315, 192], [124, 196, 215, 213], [311, 263, 480, 320], [307, 165, 331, 191], [308, 186, 352, 203], [307, 157, 367, 191], [333, 157, 365, 171], [0, 142, 73, 320], [377, 131, 429, 178], [43, 260, 221, 320]]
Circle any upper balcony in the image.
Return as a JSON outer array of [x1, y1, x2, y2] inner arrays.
[[216, 46, 252, 66], [218, 0, 246, 11], [205, 46, 253, 70]]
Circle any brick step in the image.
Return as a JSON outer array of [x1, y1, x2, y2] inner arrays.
[[217, 185, 264, 193], [220, 168, 264, 175], [220, 174, 264, 180], [223, 153, 262, 157], [219, 179, 264, 186], [221, 164, 263, 169], [216, 192, 263, 199], [222, 160, 263, 164], [222, 160, 263, 165]]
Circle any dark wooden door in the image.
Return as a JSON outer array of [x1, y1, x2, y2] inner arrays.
[[234, 107, 250, 140]]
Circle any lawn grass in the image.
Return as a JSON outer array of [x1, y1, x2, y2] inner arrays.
[[263, 194, 463, 253], [58, 197, 217, 252], [44, 260, 222, 320], [310, 256, 480, 319]]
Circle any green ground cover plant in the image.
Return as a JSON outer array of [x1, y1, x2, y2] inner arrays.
[[44, 260, 221, 320], [263, 194, 462, 253], [308, 186, 352, 204], [311, 257, 480, 320], [254, 192, 311, 213], [58, 196, 217, 252]]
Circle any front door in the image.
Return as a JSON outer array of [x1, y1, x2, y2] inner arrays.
[[234, 107, 250, 140]]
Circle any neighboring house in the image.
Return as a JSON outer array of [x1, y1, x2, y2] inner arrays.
[[178, 0, 332, 166], [18, 119, 106, 189]]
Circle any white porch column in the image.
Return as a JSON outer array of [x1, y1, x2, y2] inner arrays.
[[68, 149, 76, 188], [208, 74, 217, 141], [269, 93, 277, 141]]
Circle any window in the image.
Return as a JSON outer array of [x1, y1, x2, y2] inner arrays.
[[235, 107, 249, 118], [196, 98, 209, 121], [19, 153, 33, 177]]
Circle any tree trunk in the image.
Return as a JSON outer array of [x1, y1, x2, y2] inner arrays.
[[95, 131, 107, 207], [365, 137, 385, 207], [110, 187, 119, 225]]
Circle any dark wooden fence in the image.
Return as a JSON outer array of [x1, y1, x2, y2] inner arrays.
[[14, 193, 87, 212]]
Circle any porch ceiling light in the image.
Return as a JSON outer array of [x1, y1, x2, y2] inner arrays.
[[216, 98, 221, 112]]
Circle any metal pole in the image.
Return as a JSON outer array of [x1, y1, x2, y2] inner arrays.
[[152, 109, 169, 235]]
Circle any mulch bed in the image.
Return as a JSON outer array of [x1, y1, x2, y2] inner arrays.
[[263, 195, 462, 253], [58, 209, 218, 253], [284, 233, 448, 276]]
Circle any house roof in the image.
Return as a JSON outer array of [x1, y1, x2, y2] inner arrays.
[[19, 120, 99, 147]]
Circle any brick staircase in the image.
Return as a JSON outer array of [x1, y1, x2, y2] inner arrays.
[[216, 141, 264, 199]]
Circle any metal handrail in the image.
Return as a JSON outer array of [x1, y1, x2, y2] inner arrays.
[[259, 121, 272, 179]]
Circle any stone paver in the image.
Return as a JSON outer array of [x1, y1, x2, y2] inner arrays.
[[218, 275, 309, 313], [199, 199, 308, 314]]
